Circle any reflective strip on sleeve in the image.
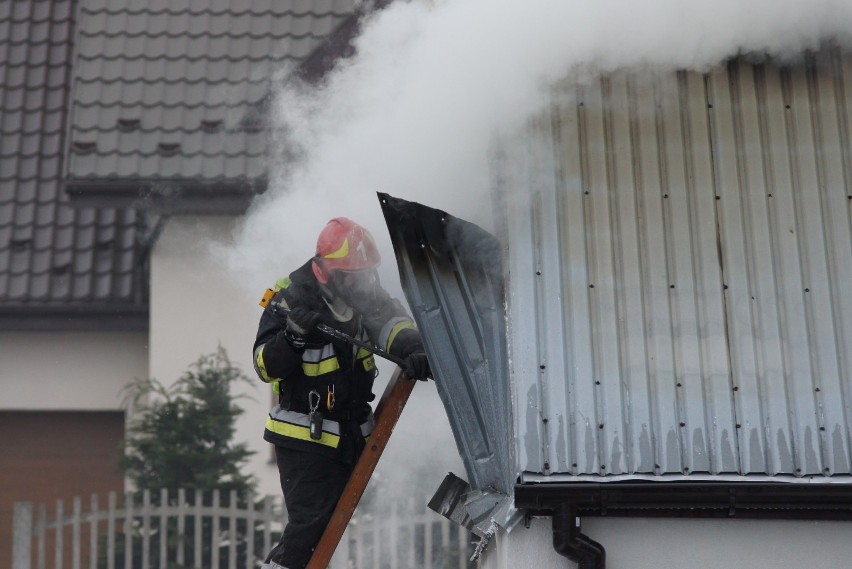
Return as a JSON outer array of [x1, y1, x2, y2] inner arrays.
[[254, 345, 281, 383], [266, 406, 341, 448], [379, 317, 416, 351], [274, 277, 292, 292]]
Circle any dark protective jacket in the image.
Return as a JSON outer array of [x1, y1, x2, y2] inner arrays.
[[253, 260, 423, 458]]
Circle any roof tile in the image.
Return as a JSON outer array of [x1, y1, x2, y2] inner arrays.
[[67, 0, 357, 190], [0, 3, 148, 318], [3, 0, 359, 321]]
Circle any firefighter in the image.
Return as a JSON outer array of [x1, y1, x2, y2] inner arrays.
[[254, 217, 431, 569]]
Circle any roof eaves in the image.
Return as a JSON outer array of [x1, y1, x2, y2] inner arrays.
[[0, 304, 149, 332], [64, 177, 267, 215]]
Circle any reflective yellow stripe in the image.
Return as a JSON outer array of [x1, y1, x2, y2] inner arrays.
[[386, 320, 415, 351], [324, 238, 349, 259], [265, 415, 340, 448], [255, 346, 281, 383], [302, 357, 340, 376], [360, 354, 376, 372], [274, 277, 292, 292]]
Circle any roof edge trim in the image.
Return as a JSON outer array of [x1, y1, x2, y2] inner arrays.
[[64, 177, 267, 215], [0, 305, 149, 332], [515, 480, 852, 520]]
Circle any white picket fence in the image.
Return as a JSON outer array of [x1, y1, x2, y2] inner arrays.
[[12, 489, 473, 569]]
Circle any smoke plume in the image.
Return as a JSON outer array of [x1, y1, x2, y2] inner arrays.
[[218, 0, 852, 496]]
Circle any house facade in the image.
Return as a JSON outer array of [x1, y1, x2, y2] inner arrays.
[[384, 48, 852, 568], [0, 0, 367, 562]]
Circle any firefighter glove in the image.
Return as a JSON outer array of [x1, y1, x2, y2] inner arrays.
[[403, 351, 431, 381], [285, 307, 324, 347]]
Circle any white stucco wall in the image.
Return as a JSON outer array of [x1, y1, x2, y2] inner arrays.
[[149, 215, 279, 496], [0, 331, 148, 410], [488, 516, 852, 569]]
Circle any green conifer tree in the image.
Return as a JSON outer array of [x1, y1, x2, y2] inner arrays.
[[120, 346, 256, 493]]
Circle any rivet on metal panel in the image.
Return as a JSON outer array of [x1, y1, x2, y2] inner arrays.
[[595, 381, 600, 385], [733, 386, 739, 391], [805, 288, 810, 292], [598, 424, 604, 430], [670, 284, 675, 289], [679, 422, 686, 427], [736, 424, 741, 429], [768, 193, 773, 198], [708, 103, 713, 109], [820, 426, 826, 431], [543, 418, 549, 424], [683, 467, 690, 473], [677, 383, 682, 387], [584, 191, 589, 195], [715, 195, 721, 200], [589, 284, 595, 288], [723, 284, 729, 290], [540, 365, 546, 370], [815, 387, 821, 392], [536, 271, 542, 275], [663, 194, 668, 199]]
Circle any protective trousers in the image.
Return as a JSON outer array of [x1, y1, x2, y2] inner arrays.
[[265, 441, 360, 569]]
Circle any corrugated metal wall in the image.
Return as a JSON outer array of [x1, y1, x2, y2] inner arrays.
[[498, 48, 852, 480]]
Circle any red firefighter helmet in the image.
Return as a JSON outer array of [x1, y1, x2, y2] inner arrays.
[[311, 217, 381, 284]]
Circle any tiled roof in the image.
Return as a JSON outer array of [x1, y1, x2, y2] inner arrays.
[[1, 0, 361, 328], [0, 0, 148, 330], [65, 0, 357, 211]]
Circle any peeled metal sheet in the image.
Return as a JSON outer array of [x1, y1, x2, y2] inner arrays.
[[378, 192, 514, 496], [496, 48, 852, 482]]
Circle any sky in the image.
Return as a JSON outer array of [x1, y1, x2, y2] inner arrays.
[[215, 0, 852, 496]]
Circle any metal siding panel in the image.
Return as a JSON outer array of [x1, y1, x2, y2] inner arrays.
[[551, 82, 599, 476], [631, 73, 678, 475], [507, 52, 852, 482], [708, 62, 772, 476], [813, 51, 852, 475], [526, 114, 569, 476], [578, 78, 629, 476], [504, 140, 546, 475], [760, 63, 813, 475], [606, 73, 651, 475], [787, 63, 829, 476]]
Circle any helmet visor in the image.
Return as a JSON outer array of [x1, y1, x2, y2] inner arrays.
[[328, 269, 380, 309]]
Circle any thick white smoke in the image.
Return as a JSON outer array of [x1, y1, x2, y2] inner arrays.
[[226, 0, 852, 295], [219, 0, 852, 496]]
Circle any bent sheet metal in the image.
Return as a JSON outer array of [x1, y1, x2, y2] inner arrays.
[[378, 193, 521, 550]]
